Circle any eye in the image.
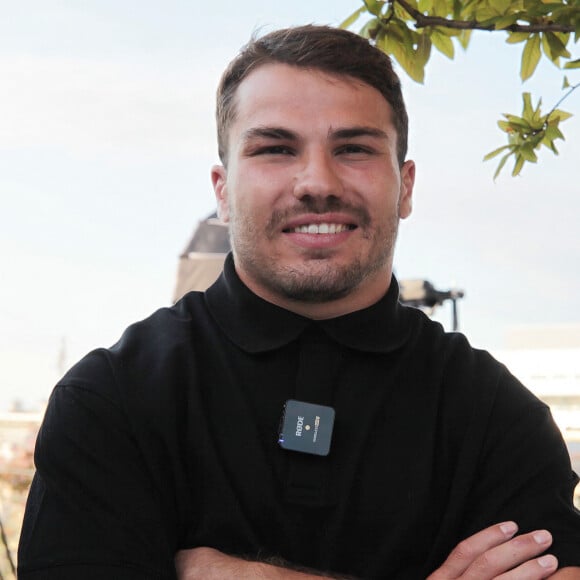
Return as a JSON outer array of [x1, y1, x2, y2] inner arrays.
[[252, 145, 295, 156], [336, 144, 374, 156]]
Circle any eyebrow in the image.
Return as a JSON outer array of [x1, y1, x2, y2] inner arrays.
[[241, 126, 298, 142], [240, 125, 389, 143], [329, 126, 389, 140]]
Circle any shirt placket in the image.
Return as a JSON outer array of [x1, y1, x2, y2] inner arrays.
[[284, 324, 339, 507]]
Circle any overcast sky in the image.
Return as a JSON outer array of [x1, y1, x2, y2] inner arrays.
[[1, 1, 579, 410]]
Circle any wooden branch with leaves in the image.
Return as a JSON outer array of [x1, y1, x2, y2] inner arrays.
[[340, 0, 580, 177], [395, 0, 577, 33]]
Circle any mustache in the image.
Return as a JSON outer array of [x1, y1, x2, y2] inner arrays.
[[267, 196, 371, 233]]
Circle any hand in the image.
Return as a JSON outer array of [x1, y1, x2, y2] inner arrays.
[[427, 521, 558, 579], [175, 547, 334, 579]]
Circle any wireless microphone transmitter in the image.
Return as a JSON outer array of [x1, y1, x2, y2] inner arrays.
[[278, 399, 335, 456]]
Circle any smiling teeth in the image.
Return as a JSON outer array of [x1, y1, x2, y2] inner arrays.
[[293, 223, 350, 234]]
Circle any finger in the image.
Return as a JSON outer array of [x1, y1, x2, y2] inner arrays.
[[431, 521, 519, 578], [495, 554, 558, 580], [462, 530, 554, 580]]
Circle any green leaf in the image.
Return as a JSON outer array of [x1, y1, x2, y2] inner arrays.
[[519, 142, 538, 162], [394, 43, 427, 83], [397, 18, 416, 46], [418, 0, 433, 11], [493, 151, 512, 180], [542, 126, 562, 153], [521, 34, 541, 81], [475, 4, 499, 21], [433, 0, 449, 16], [507, 32, 529, 44], [562, 76, 570, 88], [527, 130, 545, 149], [375, 25, 395, 51], [362, 0, 385, 17], [376, 25, 427, 83], [495, 14, 520, 29], [541, 136, 557, 154], [512, 154, 525, 176], [498, 120, 515, 133], [564, 58, 580, 69], [544, 123, 564, 142], [541, 32, 554, 62], [396, 58, 425, 83], [359, 18, 379, 40], [522, 92, 534, 120], [393, 1, 412, 19], [484, 144, 512, 161], [516, 92, 548, 131], [549, 109, 573, 123], [339, 5, 367, 29], [543, 31, 571, 62], [489, 0, 507, 14], [505, 114, 533, 132], [458, 29, 472, 50], [430, 29, 455, 59], [416, 32, 432, 66], [462, 0, 480, 14]]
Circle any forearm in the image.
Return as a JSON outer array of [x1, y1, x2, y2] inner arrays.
[[175, 547, 345, 580], [175, 540, 580, 579]]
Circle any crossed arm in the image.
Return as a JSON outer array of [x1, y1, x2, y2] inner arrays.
[[175, 522, 580, 580]]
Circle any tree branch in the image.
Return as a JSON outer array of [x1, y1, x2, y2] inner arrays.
[[393, 0, 576, 34], [550, 82, 580, 115]]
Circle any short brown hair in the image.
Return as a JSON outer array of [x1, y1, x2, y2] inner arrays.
[[216, 25, 409, 167]]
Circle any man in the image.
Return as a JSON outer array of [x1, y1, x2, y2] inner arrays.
[[19, 25, 580, 579]]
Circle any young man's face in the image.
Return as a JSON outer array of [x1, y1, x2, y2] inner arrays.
[[212, 63, 415, 318]]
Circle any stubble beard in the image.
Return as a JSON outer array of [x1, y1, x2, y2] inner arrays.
[[229, 198, 400, 304]]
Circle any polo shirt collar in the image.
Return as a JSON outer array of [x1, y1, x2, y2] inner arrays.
[[204, 253, 413, 354]]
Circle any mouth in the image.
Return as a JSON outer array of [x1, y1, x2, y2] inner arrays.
[[284, 223, 357, 235]]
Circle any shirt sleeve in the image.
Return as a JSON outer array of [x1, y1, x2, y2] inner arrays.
[[463, 368, 580, 569], [18, 351, 179, 579]]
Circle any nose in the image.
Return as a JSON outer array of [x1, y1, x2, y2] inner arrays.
[[292, 150, 343, 201]]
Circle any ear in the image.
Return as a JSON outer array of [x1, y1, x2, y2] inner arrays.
[[211, 164, 230, 223], [398, 160, 415, 220]]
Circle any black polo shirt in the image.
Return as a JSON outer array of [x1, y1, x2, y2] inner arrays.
[[19, 255, 580, 579]]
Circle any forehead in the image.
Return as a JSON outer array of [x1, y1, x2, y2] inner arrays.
[[230, 63, 394, 135]]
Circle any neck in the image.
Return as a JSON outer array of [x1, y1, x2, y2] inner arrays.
[[236, 267, 393, 320]]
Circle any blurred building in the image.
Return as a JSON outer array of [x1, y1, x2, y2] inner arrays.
[[493, 324, 580, 505]]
